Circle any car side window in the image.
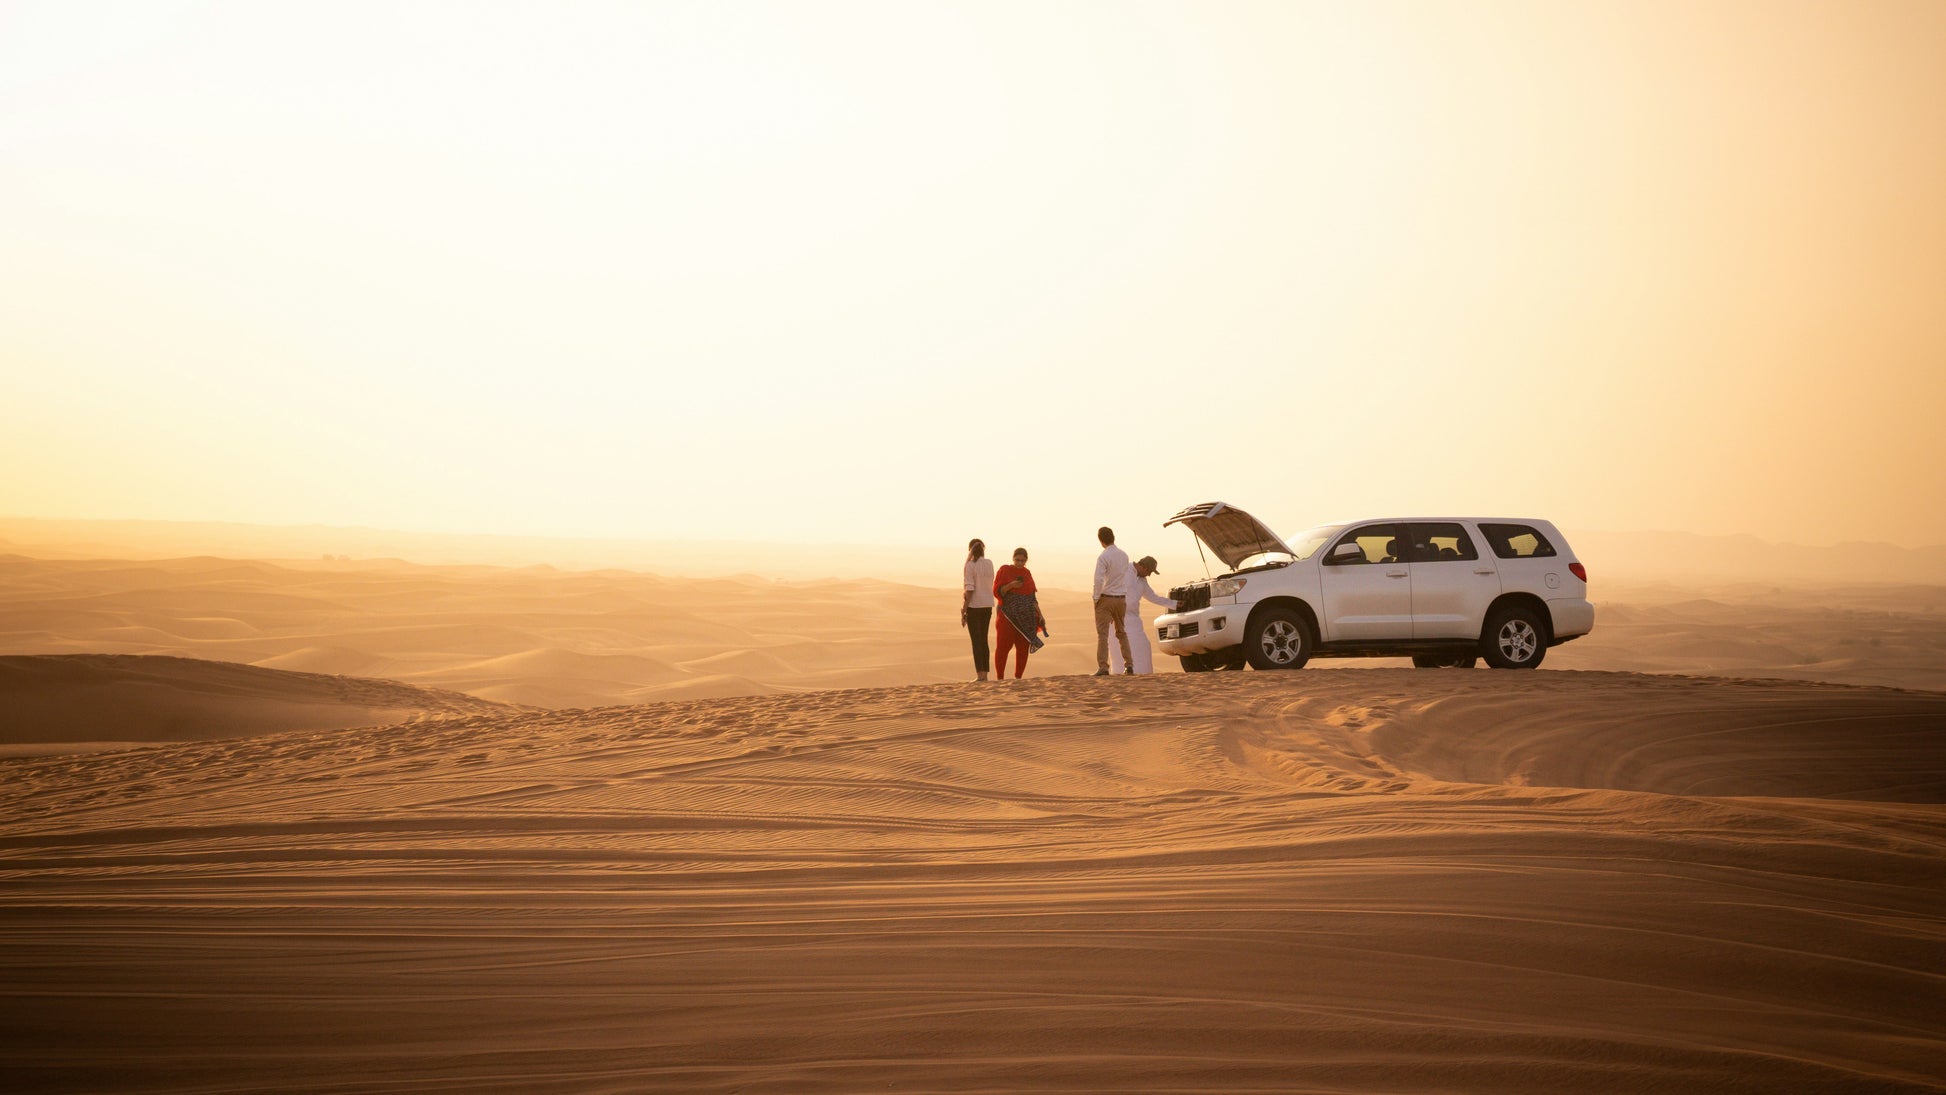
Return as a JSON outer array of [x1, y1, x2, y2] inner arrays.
[[1408, 522, 1479, 562], [1478, 522, 1557, 559], [1325, 524, 1407, 566]]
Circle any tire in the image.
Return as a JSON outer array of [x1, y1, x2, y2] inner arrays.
[[1212, 646, 1249, 671], [1481, 605, 1548, 669], [1245, 607, 1312, 670], [1179, 653, 1211, 673], [1413, 654, 1478, 669]]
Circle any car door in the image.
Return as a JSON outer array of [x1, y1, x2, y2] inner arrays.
[[1406, 522, 1501, 638], [1476, 520, 1568, 608], [1318, 523, 1413, 641]]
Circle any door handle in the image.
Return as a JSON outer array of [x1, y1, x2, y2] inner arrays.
[[1386, 570, 1408, 578], [1473, 568, 1495, 576]]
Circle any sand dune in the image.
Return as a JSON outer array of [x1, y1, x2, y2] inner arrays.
[[675, 646, 804, 677], [623, 671, 783, 702], [1548, 583, 1946, 691], [251, 643, 393, 676], [1, 670, 1940, 1092], [434, 647, 688, 688], [0, 653, 521, 752], [4, 552, 1944, 746], [0, 553, 1110, 714]]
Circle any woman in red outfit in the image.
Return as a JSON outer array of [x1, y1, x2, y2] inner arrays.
[[991, 546, 1045, 680]]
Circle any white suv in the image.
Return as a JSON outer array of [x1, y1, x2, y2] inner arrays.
[[1154, 502, 1593, 671]]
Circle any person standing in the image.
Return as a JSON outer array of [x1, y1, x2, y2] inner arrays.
[[992, 546, 1045, 680], [1109, 555, 1177, 674], [961, 538, 995, 681], [1091, 526, 1134, 676]]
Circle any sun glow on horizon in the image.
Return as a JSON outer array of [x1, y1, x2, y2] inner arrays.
[[3, 0, 1943, 550]]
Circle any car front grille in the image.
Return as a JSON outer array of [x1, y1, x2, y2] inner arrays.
[[1170, 583, 1211, 613], [1178, 621, 1200, 638]]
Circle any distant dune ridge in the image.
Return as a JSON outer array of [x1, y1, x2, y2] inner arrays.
[[0, 653, 521, 754], [2, 670, 1941, 1092], [3, 550, 1943, 752], [0, 551, 1112, 721], [5, 514, 1946, 585]]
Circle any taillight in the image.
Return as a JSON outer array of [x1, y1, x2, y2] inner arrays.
[[1569, 562, 1587, 583]]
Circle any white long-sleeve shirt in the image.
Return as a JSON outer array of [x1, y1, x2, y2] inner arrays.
[[963, 557, 995, 609], [1124, 571, 1176, 617], [1093, 545, 1131, 600]]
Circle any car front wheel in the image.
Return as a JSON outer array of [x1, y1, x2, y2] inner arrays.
[[1413, 654, 1479, 669], [1245, 608, 1311, 670], [1482, 606, 1547, 669], [1179, 653, 1211, 673]]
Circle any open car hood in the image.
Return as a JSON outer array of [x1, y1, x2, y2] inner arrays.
[[1163, 502, 1295, 570]]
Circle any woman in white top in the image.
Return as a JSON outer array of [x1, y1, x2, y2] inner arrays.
[[961, 538, 996, 681]]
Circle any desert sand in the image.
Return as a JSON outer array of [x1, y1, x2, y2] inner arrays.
[[2, 670, 1942, 1092], [0, 653, 520, 756], [3, 550, 1944, 1091], [5, 554, 1944, 737], [0, 552, 1111, 715]]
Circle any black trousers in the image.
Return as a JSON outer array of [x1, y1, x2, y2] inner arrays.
[[966, 607, 992, 673]]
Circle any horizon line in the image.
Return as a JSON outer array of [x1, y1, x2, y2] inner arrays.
[[5, 512, 1945, 555]]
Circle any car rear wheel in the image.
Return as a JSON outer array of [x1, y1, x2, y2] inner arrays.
[[1245, 607, 1311, 670], [1482, 606, 1547, 669]]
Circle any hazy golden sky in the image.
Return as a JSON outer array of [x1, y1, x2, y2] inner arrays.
[[3, 0, 1942, 551]]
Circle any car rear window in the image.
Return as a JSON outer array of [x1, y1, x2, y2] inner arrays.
[[1478, 523, 1557, 559]]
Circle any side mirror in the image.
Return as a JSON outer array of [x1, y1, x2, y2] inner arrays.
[[1328, 542, 1364, 564]]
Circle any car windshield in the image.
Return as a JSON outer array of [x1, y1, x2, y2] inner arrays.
[[1231, 552, 1293, 571], [1284, 525, 1342, 561]]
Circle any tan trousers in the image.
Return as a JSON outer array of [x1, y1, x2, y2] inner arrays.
[[1094, 595, 1132, 671]]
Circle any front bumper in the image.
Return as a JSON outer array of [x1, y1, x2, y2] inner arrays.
[[1155, 603, 1246, 656]]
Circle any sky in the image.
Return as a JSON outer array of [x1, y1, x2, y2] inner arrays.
[[3, 0, 1943, 558]]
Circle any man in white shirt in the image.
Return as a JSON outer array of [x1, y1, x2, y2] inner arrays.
[[1091, 526, 1134, 676], [1109, 555, 1177, 674]]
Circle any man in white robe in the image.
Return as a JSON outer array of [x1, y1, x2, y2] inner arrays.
[[1109, 555, 1177, 674]]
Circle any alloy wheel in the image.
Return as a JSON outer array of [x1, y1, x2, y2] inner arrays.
[[1259, 620, 1305, 665], [1496, 619, 1539, 664]]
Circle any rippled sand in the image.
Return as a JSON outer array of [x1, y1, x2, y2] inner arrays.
[[4, 670, 1941, 1092]]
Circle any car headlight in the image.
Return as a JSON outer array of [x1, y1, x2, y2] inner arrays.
[[1210, 578, 1247, 597]]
